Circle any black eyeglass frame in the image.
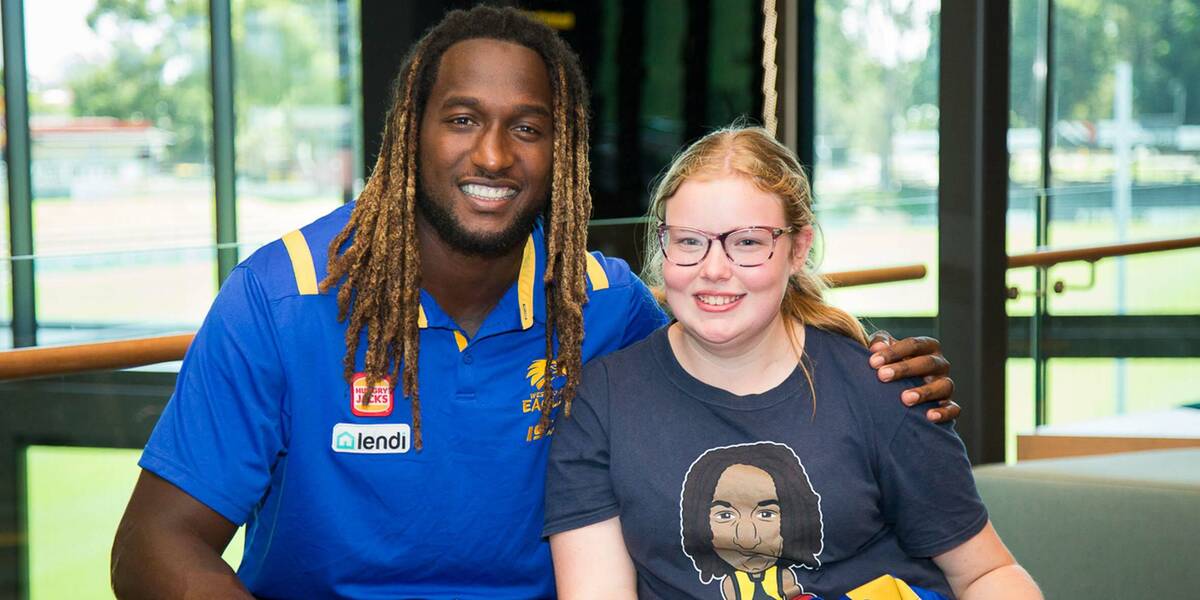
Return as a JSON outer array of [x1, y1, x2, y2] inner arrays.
[[656, 222, 795, 267]]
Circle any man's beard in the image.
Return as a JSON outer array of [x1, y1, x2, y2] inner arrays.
[[416, 179, 545, 257]]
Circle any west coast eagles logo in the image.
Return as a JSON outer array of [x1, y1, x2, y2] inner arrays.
[[525, 358, 565, 391], [522, 359, 566, 441]]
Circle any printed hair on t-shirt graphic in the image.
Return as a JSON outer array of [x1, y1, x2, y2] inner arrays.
[[680, 441, 824, 599]]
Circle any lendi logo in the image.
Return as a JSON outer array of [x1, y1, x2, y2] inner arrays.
[[331, 423, 411, 454]]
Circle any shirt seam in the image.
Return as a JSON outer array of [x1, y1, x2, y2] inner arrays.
[[901, 507, 990, 558], [140, 449, 250, 524], [542, 503, 622, 539]]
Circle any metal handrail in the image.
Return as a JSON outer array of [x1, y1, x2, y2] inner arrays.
[[0, 264, 928, 381]]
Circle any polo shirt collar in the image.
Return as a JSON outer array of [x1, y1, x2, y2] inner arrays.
[[417, 221, 546, 333]]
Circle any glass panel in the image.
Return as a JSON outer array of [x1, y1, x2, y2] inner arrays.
[[1045, 0, 1200, 316], [1004, 358, 1038, 463], [815, 0, 941, 317], [0, 32, 9, 350], [1007, 1, 1200, 449], [233, 0, 361, 254], [1006, 358, 1200, 462], [589, 0, 759, 219], [25, 446, 243, 599], [1044, 243, 1200, 315], [1043, 358, 1200, 425], [25, 0, 216, 342], [1005, 0, 1047, 319]]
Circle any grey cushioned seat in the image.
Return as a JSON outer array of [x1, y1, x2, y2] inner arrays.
[[974, 448, 1200, 600]]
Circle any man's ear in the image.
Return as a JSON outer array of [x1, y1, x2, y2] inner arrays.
[[790, 225, 815, 274]]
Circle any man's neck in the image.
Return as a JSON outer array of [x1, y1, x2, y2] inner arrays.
[[416, 220, 527, 338]]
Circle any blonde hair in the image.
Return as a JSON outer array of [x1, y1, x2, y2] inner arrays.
[[643, 125, 866, 347]]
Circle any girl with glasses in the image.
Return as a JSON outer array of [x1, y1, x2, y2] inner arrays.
[[543, 126, 1040, 600]]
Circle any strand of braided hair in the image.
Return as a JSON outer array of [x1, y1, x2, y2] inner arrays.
[[319, 6, 592, 450]]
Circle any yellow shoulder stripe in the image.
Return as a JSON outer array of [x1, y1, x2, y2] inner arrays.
[[518, 236, 537, 329], [584, 252, 609, 291], [281, 230, 318, 295]]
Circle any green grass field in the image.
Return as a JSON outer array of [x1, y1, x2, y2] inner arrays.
[[25, 446, 244, 600]]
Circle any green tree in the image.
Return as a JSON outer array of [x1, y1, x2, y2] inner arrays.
[[232, 1, 343, 179], [817, 0, 939, 195], [69, 0, 210, 162], [1052, 0, 1200, 125], [67, 0, 345, 170]]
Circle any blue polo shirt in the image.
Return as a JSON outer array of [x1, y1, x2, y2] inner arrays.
[[140, 203, 668, 599]]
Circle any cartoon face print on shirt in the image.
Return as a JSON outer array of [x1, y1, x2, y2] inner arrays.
[[681, 442, 824, 600]]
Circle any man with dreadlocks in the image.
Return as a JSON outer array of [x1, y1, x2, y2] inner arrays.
[[111, 6, 956, 599]]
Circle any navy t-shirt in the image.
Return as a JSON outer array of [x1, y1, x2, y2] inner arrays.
[[544, 325, 987, 599]]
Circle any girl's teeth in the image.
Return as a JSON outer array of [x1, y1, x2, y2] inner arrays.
[[699, 295, 740, 306]]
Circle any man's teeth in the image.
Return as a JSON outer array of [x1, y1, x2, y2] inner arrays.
[[697, 294, 742, 306], [461, 184, 517, 200]]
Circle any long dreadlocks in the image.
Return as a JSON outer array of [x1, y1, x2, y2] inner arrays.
[[320, 6, 592, 450]]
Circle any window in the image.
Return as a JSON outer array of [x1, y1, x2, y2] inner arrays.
[[25, 446, 244, 598], [25, 0, 216, 342], [814, 0, 941, 317], [233, 0, 360, 253], [1, 36, 9, 349], [1007, 0, 1200, 449]]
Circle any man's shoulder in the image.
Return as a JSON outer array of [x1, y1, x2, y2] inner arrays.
[[582, 324, 663, 375], [581, 250, 642, 295], [237, 203, 354, 301], [579, 250, 668, 344]]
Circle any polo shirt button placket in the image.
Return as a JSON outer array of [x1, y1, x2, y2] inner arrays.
[[462, 352, 473, 365]]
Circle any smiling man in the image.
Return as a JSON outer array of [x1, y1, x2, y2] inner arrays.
[[110, 6, 956, 600]]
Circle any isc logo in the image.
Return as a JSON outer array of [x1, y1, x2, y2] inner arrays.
[[331, 423, 410, 454]]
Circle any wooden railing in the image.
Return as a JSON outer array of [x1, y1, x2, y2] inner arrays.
[[0, 263, 928, 381], [823, 264, 926, 288], [1007, 235, 1200, 269], [8, 233, 1200, 382], [0, 334, 194, 380]]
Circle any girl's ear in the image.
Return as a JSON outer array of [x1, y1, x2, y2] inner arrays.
[[791, 225, 814, 275]]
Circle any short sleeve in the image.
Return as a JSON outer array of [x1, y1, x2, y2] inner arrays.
[[542, 361, 621, 537], [878, 410, 989, 557], [139, 266, 288, 525], [620, 278, 668, 348]]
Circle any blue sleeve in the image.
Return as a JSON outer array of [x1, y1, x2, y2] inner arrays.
[[543, 360, 620, 537], [139, 266, 288, 525], [620, 278, 668, 349], [878, 406, 989, 557]]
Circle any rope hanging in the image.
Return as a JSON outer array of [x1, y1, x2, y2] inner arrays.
[[761, 0, 779, 137]]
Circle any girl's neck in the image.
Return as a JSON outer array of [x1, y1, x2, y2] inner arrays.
[[668, 315, 805, 396]]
